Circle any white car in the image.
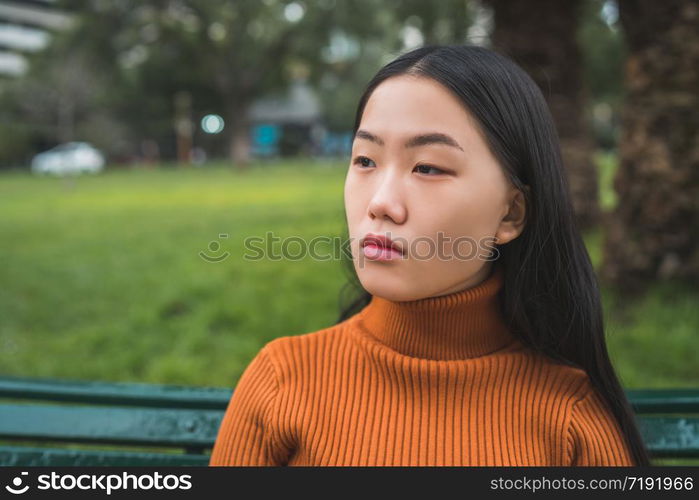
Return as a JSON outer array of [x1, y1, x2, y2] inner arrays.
[[31, 142, 105, 175]]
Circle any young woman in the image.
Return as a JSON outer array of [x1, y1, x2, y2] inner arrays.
[[209, 44, 651, 466]]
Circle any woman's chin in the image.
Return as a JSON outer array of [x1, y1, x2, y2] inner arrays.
[[358, 276, 426, 302]]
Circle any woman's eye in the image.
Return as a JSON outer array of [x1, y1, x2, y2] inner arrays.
[[353, 156, 375, 168], [352, 157, 445, 176], [413, 164, 445, 176]]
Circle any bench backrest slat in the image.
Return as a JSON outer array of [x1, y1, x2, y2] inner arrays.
[[0, 375, 231, 410], [0, 445, 209, 467], [2, 376, 698, 412], [626, 389, 699, 413], [637, 417, 699, 458], [0, 403, 221, 448]]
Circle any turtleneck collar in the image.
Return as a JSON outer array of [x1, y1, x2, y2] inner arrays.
[[354, 263, 517, 360]]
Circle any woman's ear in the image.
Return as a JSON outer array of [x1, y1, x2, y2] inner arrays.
[[495, 185, 529, 245]]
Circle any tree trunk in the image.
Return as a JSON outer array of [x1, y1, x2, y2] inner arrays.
[[485, 0, 600, 231], [57, 96, 75, 143], [174, 91, 193, 165], [228, 103, 252, 169], [600, 0, 699, 291]]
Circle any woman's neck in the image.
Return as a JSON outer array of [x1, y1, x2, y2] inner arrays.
[[354, 262, 517, 360]]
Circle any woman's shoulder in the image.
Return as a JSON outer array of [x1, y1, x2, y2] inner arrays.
[[504, 343, 598, 399], [258, 316, 358, 365]]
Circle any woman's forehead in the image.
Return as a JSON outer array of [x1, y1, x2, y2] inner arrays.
[[359, 77, 483, 148]]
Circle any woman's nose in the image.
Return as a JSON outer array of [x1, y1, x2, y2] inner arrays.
[[366, 174, 407, 224]]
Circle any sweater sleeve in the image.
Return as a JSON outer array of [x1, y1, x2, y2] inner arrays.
[[209, 344, 289, 466], [566, 384, 636, 466]]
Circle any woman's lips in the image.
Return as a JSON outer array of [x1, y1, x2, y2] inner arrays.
[[362, 242, 404, 261]]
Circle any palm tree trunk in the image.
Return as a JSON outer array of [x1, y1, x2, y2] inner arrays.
[[600, 0, 699, 290], [485, 0, 600, 230], [227, 101, 252, 169]]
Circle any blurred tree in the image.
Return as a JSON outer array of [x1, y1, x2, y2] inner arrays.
[[0, 1, 152, 164], [175, 0, 473, 165], [578, 0, 626, 150], [484, 0, 600, 231], [601, 0, 699, 290], [2, 0, 395, 166], [392, 0, 471, 45], [317, 0, 475, 134], [0, 0, 476, 167]]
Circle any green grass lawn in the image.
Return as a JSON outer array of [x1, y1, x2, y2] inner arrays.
[[0, 159, 350, 385], [0, 156, 697, 390]]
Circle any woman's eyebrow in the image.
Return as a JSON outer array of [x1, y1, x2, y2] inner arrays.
[[354, 129, 464, 152]]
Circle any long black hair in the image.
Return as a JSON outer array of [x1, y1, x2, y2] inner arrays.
[[335, 44, 651, 466]]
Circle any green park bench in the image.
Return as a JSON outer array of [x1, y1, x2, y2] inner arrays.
[[0, 374, 698, 466]]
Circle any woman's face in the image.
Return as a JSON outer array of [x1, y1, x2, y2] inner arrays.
[[344, 74, 526, 301]]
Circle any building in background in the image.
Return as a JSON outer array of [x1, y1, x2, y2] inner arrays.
[[248, 77, 351, 159]]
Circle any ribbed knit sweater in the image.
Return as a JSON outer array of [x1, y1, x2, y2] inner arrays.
[[209, 264, 636, 466]]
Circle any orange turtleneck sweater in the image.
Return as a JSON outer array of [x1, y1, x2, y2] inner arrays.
[[209, 264, 636, 466]]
